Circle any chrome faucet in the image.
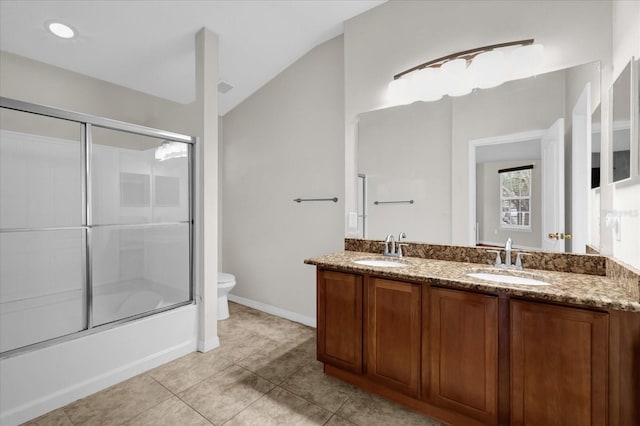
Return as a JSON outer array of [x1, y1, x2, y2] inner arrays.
[[383, 234, 396, 256], [504, 237, 512, 267], [382, 232, 407, 258], [486, 238, 531, 270], [397, 232, 407, 257]]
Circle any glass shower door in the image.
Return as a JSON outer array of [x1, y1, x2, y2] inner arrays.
[[0, 108, 86, 353], [90, 126, 190, 326]]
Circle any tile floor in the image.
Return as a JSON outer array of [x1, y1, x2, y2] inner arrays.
[[23, 302, 445, 426]]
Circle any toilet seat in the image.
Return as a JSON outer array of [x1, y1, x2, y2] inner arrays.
[[217, 272, 236, 320], [218, 272, 235, 284]]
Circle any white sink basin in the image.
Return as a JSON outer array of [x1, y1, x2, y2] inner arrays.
[[466, 272, 550, 286], [354, 259, 407, 268]]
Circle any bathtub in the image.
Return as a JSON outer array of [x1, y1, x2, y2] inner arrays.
[[1, 279, 187, 354], [0, 280, 196, 426]]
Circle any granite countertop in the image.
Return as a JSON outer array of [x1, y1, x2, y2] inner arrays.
[[305, 251, 640, 312]]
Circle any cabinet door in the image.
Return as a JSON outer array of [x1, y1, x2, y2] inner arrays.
[[317, 270, 363, 374], [366, 277, 421, 397], [429, 287, 498, 424], [511, 300, 608, 425]]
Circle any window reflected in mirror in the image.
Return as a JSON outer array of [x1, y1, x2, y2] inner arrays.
[[499, 166, 533, 229]]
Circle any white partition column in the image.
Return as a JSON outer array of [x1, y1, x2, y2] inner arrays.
[[195, 28, 219, 352]]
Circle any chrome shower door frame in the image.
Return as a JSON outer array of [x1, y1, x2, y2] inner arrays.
[[0, 97, 196, 359]]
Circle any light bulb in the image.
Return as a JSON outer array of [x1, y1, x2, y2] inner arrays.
[[470, 50, 506, 89], [387, 78, 411, 106], [411, 68, 443, 102], [511, 44, 544, 78], [441, 58, 473, 97]]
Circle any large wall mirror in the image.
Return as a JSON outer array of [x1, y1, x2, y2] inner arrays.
[[636, 57, 640, 178], [356, 61, 601, 254], [590, 104, 601, 251], [611, 60, 632, 183]]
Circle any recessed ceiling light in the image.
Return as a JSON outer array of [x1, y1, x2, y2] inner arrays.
[[46, 21, 76, 39]]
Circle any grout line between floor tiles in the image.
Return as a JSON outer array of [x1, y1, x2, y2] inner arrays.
[[118, 377, 181, 425], [149, 374, 217, 426], [231, 362, 282, 388], [218, 388, 274, 426], [276, 378, 349, 418], [322, 414, 337, 426], [333, 395, 351, 415], [173, 395, 216, 426]]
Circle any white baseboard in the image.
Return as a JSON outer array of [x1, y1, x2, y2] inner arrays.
[[227, 294, 316, 328], [197, 336, 220, 353]]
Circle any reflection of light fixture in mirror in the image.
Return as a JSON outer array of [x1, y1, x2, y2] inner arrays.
[[441, 58, 473, 96], [387, 39, 543, 106], [511, 44, 544, 77], [155, 141, 187, 161]]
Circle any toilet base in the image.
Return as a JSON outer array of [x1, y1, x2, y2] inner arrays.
[[218, 295, 230, 320]]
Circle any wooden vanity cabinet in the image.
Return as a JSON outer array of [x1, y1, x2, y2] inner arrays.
[[510, 300, 609, 426], [316, 270, 363, 374], [366, 277, 421, 398], [315, 267, 634, 426], [428, 287, 499, 425]]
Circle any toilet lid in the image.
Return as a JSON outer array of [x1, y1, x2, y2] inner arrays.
[[218, 272, 235, 284]]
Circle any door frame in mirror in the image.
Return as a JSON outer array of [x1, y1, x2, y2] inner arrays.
[[468, 129, 545, 249], [610, 58, 638, 187]]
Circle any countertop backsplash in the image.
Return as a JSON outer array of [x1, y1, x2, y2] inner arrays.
[[345, 238, 607, 275], [344, 238, 640, 302]]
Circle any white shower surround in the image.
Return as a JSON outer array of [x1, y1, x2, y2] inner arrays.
[[0, 304, 197, 426], [0, 120, 196, 425]]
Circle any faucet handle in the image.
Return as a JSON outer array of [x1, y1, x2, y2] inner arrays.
[[486, 250, 502, 267], [397, 243, 409, 258], [515, 252, 532, 269], [379, 241, 390, 255]]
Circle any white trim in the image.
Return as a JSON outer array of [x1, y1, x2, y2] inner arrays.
[[197, 336, 220, 352], [468, 129, 545, 246], [228, 294, 316, 328]]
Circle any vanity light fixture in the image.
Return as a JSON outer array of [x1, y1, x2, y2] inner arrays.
[[46, 21, 76, 39], [388, 39, 544, 105]]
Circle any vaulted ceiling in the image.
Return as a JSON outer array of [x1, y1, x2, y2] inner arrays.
[[0, 0, 384, 115]]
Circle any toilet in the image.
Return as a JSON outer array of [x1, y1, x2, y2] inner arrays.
[[217, 272, 236, 320]]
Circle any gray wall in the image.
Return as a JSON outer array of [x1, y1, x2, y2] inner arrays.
[[221, 35, 345, 323], [0, 51, 198, 135], [358, 100, 452, 243]]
